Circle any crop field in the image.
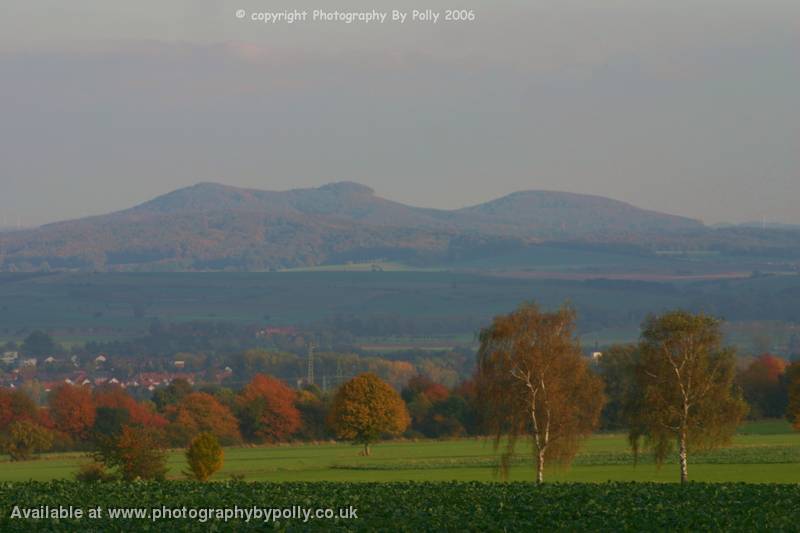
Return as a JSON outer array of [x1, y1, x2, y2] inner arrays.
[[2, 481, 800, 531]]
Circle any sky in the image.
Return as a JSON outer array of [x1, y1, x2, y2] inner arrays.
[[1, 0, 798, 226]]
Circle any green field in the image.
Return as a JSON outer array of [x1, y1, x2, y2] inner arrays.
[[1, 423, 799, 530], [2, 421, 798, 484]]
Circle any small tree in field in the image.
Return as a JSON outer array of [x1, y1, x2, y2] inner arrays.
[[185, 432, 224, 481], [95, 425, 168, 481], [327, 373, 410, 456], [476, 303, 605, 483], [629, 310, 747, 484]]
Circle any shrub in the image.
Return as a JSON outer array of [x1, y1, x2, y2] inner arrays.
[[75, 462, 117, 482], [185, 432, 224, 481]]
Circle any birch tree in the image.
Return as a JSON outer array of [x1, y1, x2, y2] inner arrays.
[[629, 310, 747, 484], [476, 303, 605, 483]]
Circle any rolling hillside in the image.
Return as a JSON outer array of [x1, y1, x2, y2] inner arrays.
[[2, 181, 794, 272]]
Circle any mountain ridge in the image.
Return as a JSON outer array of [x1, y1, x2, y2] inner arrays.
[[8, 181, 794, 273]]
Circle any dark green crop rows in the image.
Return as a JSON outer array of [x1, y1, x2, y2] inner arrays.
[[1, 481, 799, 531]]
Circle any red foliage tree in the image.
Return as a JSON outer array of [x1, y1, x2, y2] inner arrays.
[[0, 392, 10, 430], [401, 375, 453, 435], [48, 384, 96, 440], [0, 388, 39, 430], [236, 374, 300, 442], [422, 383, 450, 403], [738, 354, 788, 419]]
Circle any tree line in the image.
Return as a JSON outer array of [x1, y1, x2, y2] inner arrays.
[[0, 371, 474, 480], [3, 302, 800, 484], [475, 303, 800, 484]]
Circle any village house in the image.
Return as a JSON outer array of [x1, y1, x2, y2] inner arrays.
[[1, 351, 19, 364]]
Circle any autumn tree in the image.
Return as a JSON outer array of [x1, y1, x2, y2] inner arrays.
[[48, 384, 96, 441], [96, 425, 168, 481], [785, 361, 800, 429], [327, 373, 410, 456], [737, 354, 788, 419], [236, 374, 300, 442], [94, 386, 166, 429], [401, 375, 463, 437], [629, 310, 748, 484], [1, 420, 53, 460], [0, 388, 39, 430], [295, 389, 331, 441], [423, 395, 472, 438], [165, 392, 241, 446], [476, 303, 605, 483], [185, 432, 224, 481]]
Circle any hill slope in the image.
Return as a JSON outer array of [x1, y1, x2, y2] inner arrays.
[[0, 181, 755, 272]]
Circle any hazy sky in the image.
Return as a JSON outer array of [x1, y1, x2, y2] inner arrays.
[[1, 0, 798, 226]]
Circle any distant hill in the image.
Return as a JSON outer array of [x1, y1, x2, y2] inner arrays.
[[456, 190, 701, 239], [1, 181, 794, 272]]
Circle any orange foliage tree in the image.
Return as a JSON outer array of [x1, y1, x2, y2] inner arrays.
[[327, 373, 410, 456], [165, 392, 241, 446], [49, 384, 96, 441], [236, 374, 301, 442], [0, 388, 40, 430]]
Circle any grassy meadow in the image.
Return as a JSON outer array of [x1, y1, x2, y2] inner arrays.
[[2, 421, 798, 484]]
